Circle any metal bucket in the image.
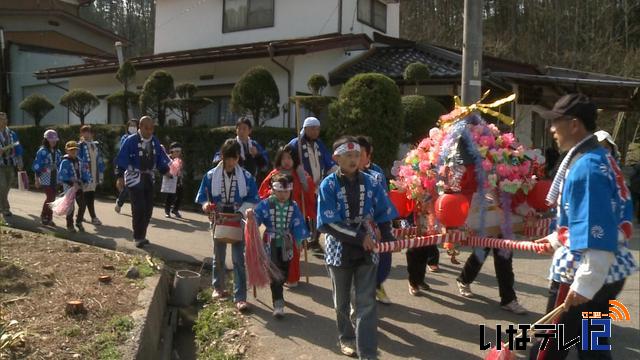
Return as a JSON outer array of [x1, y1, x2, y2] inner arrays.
[[172, 270, 201, 307]]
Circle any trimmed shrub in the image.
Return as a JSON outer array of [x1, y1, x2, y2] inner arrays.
[[19, 94, 54, 127], [231, 66, 279, 127], [402, 95, 447, 144], [403, 62, 430, 94], [327, 73, 403, 170], [307, 74, 328, 95], [13, 125, 295, 209], [139, 70, 175, 126], [60, 89, 99, 125]]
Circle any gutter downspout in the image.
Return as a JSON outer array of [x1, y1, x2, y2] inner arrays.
[[338, 0, 343, 34], [268, 43, 292, 128]]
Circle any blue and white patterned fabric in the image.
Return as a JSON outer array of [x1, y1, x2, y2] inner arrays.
[[32, 146, 62, 186], [78, 140, 105, 185], [116, 133, 170, 188], [287, 136, 335, 183], [195, 166, 258, 209], [364, 162, 387, 192], [549, 145, 637, 284], [58, 155, 91, 192], [318, 171, 397, 267], [253, 196, 309, 261], [0, 127, 23, 166]]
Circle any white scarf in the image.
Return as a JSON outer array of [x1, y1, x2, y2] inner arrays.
[[236, 136, 254, 161], [210, 161, 247, 199]]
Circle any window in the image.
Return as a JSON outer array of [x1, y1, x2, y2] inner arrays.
[[357, 0, 387, 32], [223, 0, 274, 33], [194, 96, 237, 126]]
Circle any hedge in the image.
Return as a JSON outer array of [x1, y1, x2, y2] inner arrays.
[[12, 125, 296, 209]]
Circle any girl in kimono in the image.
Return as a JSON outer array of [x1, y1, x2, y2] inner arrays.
[[259, 145, 315, 287], [33, 129, 62, 226], [248, 173, 309, 317], [196, 139, 259, 312], [78, 125, 105, 225], [58, 141, 91, 233]]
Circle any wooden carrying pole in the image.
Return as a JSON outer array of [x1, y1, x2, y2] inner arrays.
[[294, 97, 310, 284]]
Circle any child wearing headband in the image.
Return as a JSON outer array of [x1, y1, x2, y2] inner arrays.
[[246, 173, 309, 318]]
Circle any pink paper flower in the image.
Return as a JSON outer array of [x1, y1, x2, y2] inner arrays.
[[496, 164, 511, 178], [482, 159, 493, 172], [479, 135, 495, 148]]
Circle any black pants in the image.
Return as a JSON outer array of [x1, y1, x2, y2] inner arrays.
[[116, 187, 129, 207], [66, 189, 84, 227], [129, 175, 154, 241], [406, 245, 440, 286], [77, 190, 96, 221], [457, 247, 516, 306], [529, 280, 625, 360], [164, 185, 183, 213], [632, 191, 640, 223], [270, 246, 290, 305]]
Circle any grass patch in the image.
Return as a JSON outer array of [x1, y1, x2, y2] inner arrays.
[[193, 300, 242, 360], [60, 325, 82, 338], [81, 315, 135, 360]]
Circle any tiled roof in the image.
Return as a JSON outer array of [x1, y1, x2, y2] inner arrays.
[[329, 45, 461, 85], [35, 33, 371, 79]]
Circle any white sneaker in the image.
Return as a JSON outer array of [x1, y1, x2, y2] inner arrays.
[[286, 281, 299, 288], [501, 300, 528, 315], [273, 300, 285, 318], [456, 280, 474, 298], [91, 217, 102, 225], [114, 204, 121, 214]]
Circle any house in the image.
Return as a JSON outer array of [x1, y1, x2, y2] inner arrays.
[[32, 0, 639, 158], [0, 0, 126, 125], [34, 0, 401, 126]]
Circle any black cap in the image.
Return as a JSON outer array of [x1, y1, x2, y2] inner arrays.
[[169, 142, 182, 150], [539, 94, 597, 131]]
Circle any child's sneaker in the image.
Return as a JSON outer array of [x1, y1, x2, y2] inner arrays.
[[91, 217, 102, 225], [286, 281, 299, 288], [75, 223, 85, 232], [212, 289, 228, 300], [501, 300, 528, 315], [376, 285, 391, 304], [114, 204, 121, 214], [67, 225, 76, 233], [165, 211, 171, 218], [235, 301, 249, 312], [456, 280, 474, 298], [172, 210, 182, 219], [339, 340, 357, 357], [272, 300, 285, 318]]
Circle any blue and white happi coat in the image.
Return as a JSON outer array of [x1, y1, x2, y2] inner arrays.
[[116, 133, 170, 188], [32, 146, 62, 186], [550, 146, 637, 284], [195, 164, 259, 214], [318, 171, 397, 267], [58, 155, 91, 192], [253, 197, 309, 261], [78, 140, 106, 185]]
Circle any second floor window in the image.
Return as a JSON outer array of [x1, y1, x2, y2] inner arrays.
[[223, 0, 274, 33], [357, 0, 387, 32]]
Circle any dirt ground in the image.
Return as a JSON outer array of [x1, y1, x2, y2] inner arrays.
[[0, 228, 148, 359]]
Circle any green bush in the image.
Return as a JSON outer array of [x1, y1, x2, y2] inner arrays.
[[13, 125, 295, 208], [231, 66, 279, 127], [402, 95, 447, 144], [19, 94, 54, 127], [307, 74, 328, 95], [327, 73, 403, 170], [59, 89, 99, 125], [403, 62, 430, 94], [139, 70, 175, 126]]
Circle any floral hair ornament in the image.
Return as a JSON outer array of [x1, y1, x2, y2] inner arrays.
[[439, 91, 516, 127], [333, 142, 361, 156]]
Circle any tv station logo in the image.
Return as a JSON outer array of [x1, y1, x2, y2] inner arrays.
[[479, 300, 631, 351]]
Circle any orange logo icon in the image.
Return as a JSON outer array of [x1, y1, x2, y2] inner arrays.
[[608, 300, 630, 321]]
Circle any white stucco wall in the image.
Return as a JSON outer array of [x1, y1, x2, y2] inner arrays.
[[154, 0, 400, 53], [514, 104, 534, 147]]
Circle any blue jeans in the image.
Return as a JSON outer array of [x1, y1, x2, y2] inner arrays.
[[328, 262, 378, 359], [212, 240, 247, 302]]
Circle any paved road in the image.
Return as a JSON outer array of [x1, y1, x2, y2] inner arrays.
[[3, 190, 639, 359]]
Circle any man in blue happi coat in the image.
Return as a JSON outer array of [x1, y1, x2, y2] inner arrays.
[[532, 94, 637, 360], [318, 135, 397, 359], [288, 116, 337, 252], [116, 116, 170, 248]]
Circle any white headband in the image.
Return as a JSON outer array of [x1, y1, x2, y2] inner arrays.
[[171, 147, 182, 152], [333, 142, 361, 156], [272, 182, 293, 191]]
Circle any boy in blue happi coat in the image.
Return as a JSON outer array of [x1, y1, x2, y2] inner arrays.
[[318, 136, 397, 359], [196, 139, 259, 312], [58, 141, 91, 233], [246, 173, 309, 318]]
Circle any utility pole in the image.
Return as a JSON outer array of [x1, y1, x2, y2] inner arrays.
[[461, 0, 483, 105]]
